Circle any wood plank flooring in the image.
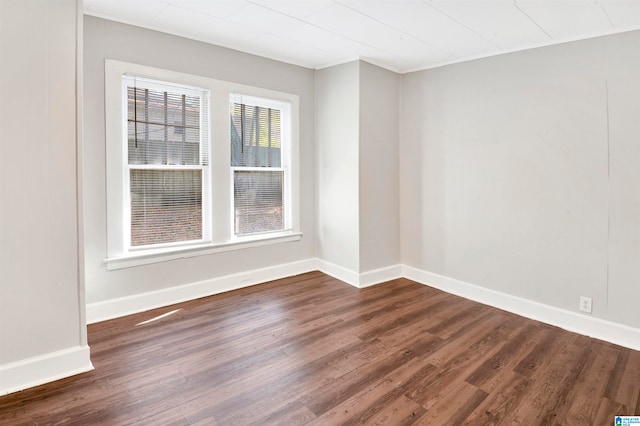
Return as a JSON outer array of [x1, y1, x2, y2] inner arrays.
[[1, 271, 639, 425]]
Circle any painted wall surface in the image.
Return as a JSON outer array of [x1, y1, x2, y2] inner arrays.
[[0, 0, 84, 364], [83, 16, 316, 304], [315, 62, 360, 272], [603, 31, 640, 329], [400, 32, 640, 328], [359, 62, 401, 272]]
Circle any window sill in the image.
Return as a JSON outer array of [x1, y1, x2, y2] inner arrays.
[[104, 232, 303, 271]]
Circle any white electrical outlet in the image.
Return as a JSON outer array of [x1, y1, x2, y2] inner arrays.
[[579, 296, 592, 314]]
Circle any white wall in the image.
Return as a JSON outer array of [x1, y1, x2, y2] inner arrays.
[[400, 32, 640, 329], [359, 62, 401, 272], [604, 31, 640, 329], [315, 62, 361, 273], [316, 61, 401, 280], [0, 0, 91, 395], [83, 17, 316, 310]]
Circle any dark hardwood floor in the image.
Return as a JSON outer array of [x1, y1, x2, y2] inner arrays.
[[1, 271, 639, 425]]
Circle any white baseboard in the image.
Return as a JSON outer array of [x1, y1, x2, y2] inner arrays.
[[0, 345, 93, 396], [359, 264, 403, 288], [402, 265, 640, 351], [316, 259, 360, 287], [316, 259, 402, 288], [87, 258, 318, 324], [86, 257, 640, 351], [88, 258, 403, 324]]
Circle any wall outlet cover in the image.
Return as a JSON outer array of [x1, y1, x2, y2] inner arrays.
[[579, 296, 592, 314]]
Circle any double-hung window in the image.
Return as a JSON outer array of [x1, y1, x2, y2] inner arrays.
[[230, 95, 291, 236], [105, 60, 300, 269], [124, 76, 210, 249]]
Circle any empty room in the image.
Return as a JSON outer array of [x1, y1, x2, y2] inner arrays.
[[1, 0, 640, 424]]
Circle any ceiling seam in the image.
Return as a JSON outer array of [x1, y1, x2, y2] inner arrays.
[[334, 0, 458, 60], [151, 1, 169, 20], [243, 0, 399, 65], [156, 1, 345, 68], [599, 4, 615, 30], [424, 1, 501, 50], [512, 3, 553, 41]]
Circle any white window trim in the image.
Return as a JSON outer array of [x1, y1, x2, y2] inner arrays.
[[121, 75, 212, 251], [229, 93, 293, 237], [105, 60, 301, 269], [104, 232, 303, 271]]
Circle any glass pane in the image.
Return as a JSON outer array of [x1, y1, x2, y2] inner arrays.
[[166, 92, 184, 127], [127, 87, 138, 121], [130, 169, 202, 246], [230, 102, 281, 168], [183, 127, 200, 165], [185, 96, 200, 127], [234, 170, 283, 235], [127, 85, 201, 166], [146, 89, 166, 124]]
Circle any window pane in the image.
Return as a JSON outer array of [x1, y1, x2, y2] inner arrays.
[[166, 92, 184, 127], [230, 102, 281, 167], [146, 89, 166, 123], [130, 169, 202, 246], [234, 170, 283, 235], [128, 85, 201, 166], [185, 99, 200, 128]]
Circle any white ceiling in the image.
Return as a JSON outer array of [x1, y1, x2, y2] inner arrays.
[[84, 0, 640, 73]]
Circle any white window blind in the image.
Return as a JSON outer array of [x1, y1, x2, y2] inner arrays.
[[124, 76, 210, 248], [230, 95, 290, 236]]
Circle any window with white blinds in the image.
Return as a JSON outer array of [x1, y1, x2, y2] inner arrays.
[[230, 95, 291, 236], [106, 61, 299, 267], [123, 76, 210, 248]]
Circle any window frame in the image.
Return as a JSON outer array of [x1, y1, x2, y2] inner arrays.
[[122, 75, 211, 251], [229, 94, 292, 238], [104, 60, 301, 270]]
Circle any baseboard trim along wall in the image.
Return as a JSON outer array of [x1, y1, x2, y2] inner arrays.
[[86, 258, 318, 324], [316, 259, 402, 288], [86, 258, 640, 351], [0, 346, 93, 396], [402, 265, 640, 351], [87, 259, 403, 323], [315, 259, 361, 287]]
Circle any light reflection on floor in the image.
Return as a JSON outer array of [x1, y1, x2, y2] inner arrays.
[[135, 309, 181, 326]]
